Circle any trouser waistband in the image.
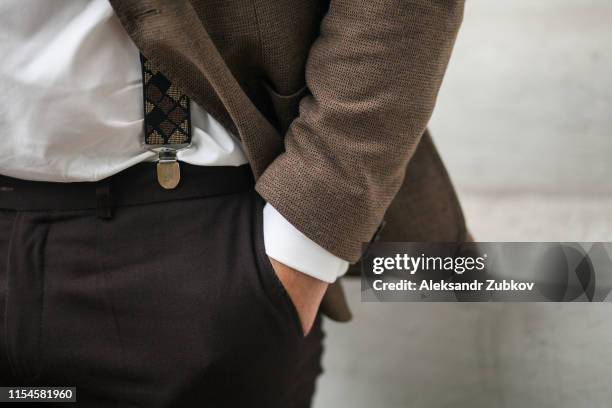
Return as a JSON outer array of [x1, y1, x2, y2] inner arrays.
[[0, 163, 255, 218]]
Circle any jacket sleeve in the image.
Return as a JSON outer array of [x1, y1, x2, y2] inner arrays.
[[255, 1, 465, 263]]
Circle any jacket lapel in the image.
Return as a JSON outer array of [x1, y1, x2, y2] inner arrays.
[[108, 0, 282, 178]]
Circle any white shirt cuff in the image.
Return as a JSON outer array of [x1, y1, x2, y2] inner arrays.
[[263, 203, 350, 283]]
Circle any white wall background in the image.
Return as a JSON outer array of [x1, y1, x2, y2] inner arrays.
[[314, 1, 612, 407]]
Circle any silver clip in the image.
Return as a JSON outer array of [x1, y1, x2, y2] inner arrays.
[[156, 149, 181, 189]]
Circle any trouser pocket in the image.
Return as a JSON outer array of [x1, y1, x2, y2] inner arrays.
[[250, 193, 304, 338]]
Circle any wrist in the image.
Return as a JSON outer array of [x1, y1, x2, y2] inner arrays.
[[269, 257, 328, 336]]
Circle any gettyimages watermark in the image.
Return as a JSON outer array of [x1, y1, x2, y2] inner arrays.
[[361, 243, 612, 302]]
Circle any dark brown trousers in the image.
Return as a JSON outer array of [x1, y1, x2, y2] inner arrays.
[[0, 164, 324, 407]]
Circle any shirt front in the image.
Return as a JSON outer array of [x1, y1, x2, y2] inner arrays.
[[0, 0, 247, 182], [0, 0, 348, 282]]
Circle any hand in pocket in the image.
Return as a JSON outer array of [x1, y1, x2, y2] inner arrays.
[[268, 257, 328, 336]]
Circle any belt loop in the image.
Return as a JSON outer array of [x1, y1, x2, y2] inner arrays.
[[96, 183, 113, 219]]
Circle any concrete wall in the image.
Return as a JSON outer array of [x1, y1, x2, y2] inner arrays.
[[314, 1, 612, 407]]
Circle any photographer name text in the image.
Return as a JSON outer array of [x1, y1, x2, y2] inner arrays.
[[372, 279, 535, 292]]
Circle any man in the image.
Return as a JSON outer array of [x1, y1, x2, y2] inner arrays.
[[0, 0, 466, 406]]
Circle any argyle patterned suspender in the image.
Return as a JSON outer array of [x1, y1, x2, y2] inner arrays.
[[140, 55, 192, 189]]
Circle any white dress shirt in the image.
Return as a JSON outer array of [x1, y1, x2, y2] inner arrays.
[[0, 0, 348, 283]]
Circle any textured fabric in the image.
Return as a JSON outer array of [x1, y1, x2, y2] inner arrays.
[[108, 0, 468, 319], [141, 55, 192, 145], [257, 2, 467, 262], [0, 170, 324, 407]]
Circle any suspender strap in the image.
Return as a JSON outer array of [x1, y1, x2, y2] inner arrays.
[[140, 54, 192, 189]]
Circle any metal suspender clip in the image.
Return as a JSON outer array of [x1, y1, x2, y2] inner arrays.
[[140, 53, 193, 190], [150, 145, 189, 190]]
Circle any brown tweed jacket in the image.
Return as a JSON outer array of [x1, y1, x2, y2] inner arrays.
[[109, 0, 467, 321]]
